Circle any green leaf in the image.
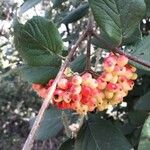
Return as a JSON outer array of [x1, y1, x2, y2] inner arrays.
[[62, 3, 89, 24], [59, 138, 75, 150], [71, 54, 86, 73], [14, 16, 63, 84], [126, 35, 150, 72], [20, 66, 59, 84], [74, 116, 132, 150], [134, 91, 150, 111], [138, 115, 150, 150], [145, 0, 150, 16], [14, 16, 63, 56], [18, 0, 42, 16], [30, 107, 64, 140], [122, 26, 142, 45], [89, 0, 146, 46], [128, 110, 148, 127]]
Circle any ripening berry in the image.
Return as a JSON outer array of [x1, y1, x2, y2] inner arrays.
[[82, 72, 92, 80], [101, 72, 113, 82], [106, 83, 118, 92], [125, 64, 137, 72], [47, 79, 54, 87], [58, 78, 68, 90], [63, 92, 71, 103], [113, 65, 126, 76], [95, 91, 105, 101], [82, 77, 98, 89], [117, 55, 128, 67], [32, 84, 43, 91], [104, 54, 117, 66], [124, 69, 133, 79], [121, 80, 134, 91], [71, 94, 82, 101], [71, 75, 82, 85], [86, 97, 97, 111], [97, 78, 107, 90], [70, 85, 81, 94], [104, 90, 114, 99], [38, 88, 47, 98], [110, 75, 118, 83]]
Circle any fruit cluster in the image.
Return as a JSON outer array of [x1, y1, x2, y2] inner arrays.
[[32, 53, 137, 115]]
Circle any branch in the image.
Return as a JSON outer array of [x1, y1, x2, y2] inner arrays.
[[92, 32, 150, 68], [22, 29, 89, 150], [85, 17, 93, 70], [86, 35, 92, 70]]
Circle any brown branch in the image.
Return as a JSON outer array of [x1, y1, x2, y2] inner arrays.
[[86, 35, 92, 70], [92, 31, 150, 68], [22, 29, 89, 150], [85, 17, 93, 70]]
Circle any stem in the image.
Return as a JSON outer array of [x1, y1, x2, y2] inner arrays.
[[86, 17, 93, 70], [22, 29, 89, 150], [86, 35, 92, 70], [92, 31, 150, 68]]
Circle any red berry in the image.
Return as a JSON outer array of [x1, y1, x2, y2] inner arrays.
[[106, 83, 118, 92], [117, 55, 128, 67], [71, 75, 82, 85], [70, 85, 81, 94]]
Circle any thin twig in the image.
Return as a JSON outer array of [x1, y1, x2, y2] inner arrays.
[[22, 29, 89, 150], [92, 31, 150, 68], [85, 17, 93, 70], [86, 35, 92, 70]]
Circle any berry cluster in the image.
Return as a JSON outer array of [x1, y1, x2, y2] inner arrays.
[[32, 53, 137, 115]]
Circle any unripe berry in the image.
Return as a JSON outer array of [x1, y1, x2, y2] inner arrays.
[[58, 78, 68, 90], [117, 55, 128, 67], [71, 75, 82, 85], [131, 73, 138, 80], [80, 105, 89, 115], [97, 100, 108, 111], [104, 90, 114, 99]]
